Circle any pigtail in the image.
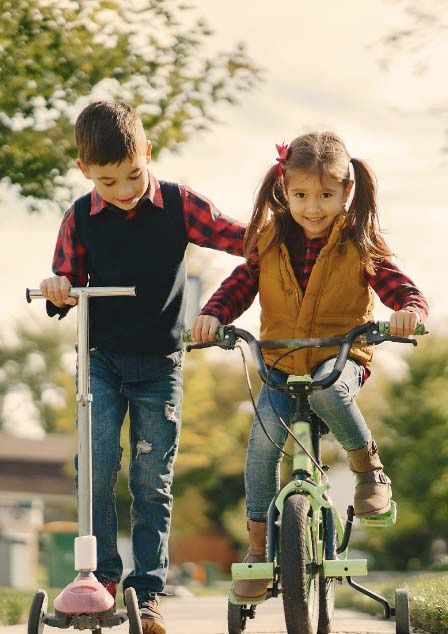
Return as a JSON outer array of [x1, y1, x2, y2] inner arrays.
[[344, 157, 392, 275], [244, 165, 290, 261]]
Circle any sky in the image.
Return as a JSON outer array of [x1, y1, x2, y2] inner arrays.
[[1, 0, 447, 343]]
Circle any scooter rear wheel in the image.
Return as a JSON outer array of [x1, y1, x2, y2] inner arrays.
[[124, 587, 143, 634], [28, 590, 48, 634]]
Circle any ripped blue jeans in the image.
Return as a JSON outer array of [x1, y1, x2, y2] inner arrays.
[[80, 348, 183, 601]]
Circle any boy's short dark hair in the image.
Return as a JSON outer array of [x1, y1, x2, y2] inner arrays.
[[75, 101, 142, 165]]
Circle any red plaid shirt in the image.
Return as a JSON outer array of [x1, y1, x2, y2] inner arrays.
[[52, 174, 245, 285], [201, 236, 429, 324]]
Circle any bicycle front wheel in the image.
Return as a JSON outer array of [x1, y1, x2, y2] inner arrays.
[[280, 493, 319, 634], [318, 507, 336, 633]]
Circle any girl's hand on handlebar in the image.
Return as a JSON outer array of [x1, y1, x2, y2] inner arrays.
[[40, 275, 77, 308], [389, 309, 421, 337], [191, 314, 222, 342]]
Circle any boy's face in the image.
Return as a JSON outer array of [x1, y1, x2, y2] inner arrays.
[[77, 138, 151, 211]]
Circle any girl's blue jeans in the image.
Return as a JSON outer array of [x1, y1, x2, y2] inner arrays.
[[245, 357, 371, 521], [75, 348, 183, 602]]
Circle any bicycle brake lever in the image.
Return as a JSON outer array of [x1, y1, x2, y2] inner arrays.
[[185, 333, 237, 352], [366, 333, 418, 346]]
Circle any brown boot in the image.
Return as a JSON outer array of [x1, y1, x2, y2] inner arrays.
[[347, 440, 392, 517], [233, 520, 270, 600]]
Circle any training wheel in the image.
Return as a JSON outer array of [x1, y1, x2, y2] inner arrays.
[[227, 600, 256, 634], [395, 588, 410, 634], [28, 589, 48, 634], [124, 587, 142, 634]]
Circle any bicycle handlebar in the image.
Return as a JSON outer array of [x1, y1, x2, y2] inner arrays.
[[183, 321, 427, 391]]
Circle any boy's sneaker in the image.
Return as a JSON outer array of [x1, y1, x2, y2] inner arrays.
[[139, 595, 166, 634]]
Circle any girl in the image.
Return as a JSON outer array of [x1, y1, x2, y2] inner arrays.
[[191, 132, 428, 601]]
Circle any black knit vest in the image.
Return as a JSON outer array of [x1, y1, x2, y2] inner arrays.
[[74, 181, 188, 354]]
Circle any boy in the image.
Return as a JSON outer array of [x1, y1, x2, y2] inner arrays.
[[40, 101, 245, 634]]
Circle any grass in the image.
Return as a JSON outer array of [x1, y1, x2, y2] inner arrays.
[[336, 571, 448, 633], [0, 587, 60, 626]]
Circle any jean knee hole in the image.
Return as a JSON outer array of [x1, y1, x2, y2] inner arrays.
[[164, 403, 178, 423]]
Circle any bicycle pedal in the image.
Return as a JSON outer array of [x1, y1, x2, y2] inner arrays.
[[358, 500, 397, 527]]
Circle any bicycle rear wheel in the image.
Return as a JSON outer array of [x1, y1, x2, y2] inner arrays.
[[280, 493, 319, 634]]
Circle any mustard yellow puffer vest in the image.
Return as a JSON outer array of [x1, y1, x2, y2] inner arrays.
[[258, 215, 374, 375]]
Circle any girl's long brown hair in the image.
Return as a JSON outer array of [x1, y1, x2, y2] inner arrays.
[[245, 132, 392, 275]]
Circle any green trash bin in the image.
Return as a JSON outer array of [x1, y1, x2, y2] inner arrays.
[[41, 521, 78, 588]]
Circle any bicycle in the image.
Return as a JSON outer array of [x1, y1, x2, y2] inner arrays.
[[184, 320, 426, 634]]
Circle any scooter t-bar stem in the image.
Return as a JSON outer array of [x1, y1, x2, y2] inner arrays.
[[26, 285, 135, 571]]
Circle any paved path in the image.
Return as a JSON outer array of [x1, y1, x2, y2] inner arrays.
[[1, 595, 400, 634]]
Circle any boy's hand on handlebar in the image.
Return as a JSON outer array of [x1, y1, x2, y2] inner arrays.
[[40, 275, 77, 308], [389, 309, 421, 337], [191, 314, 222, 342]]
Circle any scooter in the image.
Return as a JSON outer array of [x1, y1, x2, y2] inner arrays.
[[26, 286, 142, 634]]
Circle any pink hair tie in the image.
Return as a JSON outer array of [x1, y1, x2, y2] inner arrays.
[[274, 143, 289, 178]]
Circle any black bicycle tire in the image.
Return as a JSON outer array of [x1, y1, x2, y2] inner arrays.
[[318, 507, 336, 633], [28, 589, 47, 634], [395, 588, 410, 634], [318, 577, 335, 634], [280, 494, 319, 634], [227, 601, 247, 634]]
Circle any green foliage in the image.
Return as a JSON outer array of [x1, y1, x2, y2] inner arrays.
[[0, 587, 61, 625], [0, 0, 260, 204], [0, 322, 76, 433], [358, 336, 448, 569], [410, 574, 448, 634]]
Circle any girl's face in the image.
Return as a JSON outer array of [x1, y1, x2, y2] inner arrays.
[[285, 169, 352, 239]]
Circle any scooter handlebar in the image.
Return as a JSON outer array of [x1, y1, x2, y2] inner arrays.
[[26, 286, 137, 303]]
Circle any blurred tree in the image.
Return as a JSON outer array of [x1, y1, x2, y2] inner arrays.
[[358, 336, 448, 569], [0, 322, 76, 434], [377, 0, 448, 152], [0, 0, 260, 205], [378, 0, 447, 72]]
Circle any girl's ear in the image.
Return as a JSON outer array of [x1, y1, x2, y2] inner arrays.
[[146, 140, 152, 162], [343, 180, 354, 204]]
